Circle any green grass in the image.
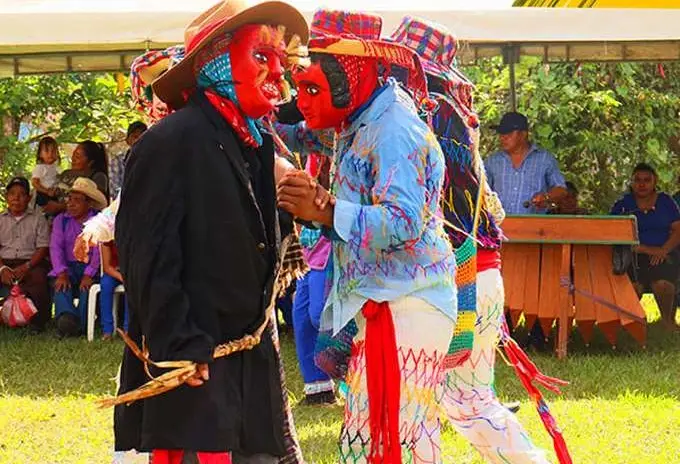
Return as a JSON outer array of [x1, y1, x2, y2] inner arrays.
[[0, 299, 679, 463]]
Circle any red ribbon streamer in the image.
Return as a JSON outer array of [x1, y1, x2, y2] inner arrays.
[[362, 300, 402, 464], [500, 322, 573, 464]]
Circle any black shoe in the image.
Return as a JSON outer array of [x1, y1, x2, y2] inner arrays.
[[27, 324, 45, 335], [56, 314, 80, 338], [504, 401, 521, 414], [301, 391, 336, 406]]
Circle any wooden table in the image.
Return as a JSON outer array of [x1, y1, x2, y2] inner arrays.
[[500, 215, 646, 358]]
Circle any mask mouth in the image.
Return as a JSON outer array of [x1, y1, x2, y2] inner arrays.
[[261, 80, 281, 103]]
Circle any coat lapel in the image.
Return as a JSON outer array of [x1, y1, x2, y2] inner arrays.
[[194, 92, 270, 245]]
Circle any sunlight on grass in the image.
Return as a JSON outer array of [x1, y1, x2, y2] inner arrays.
[[1, 311, 679, 463]]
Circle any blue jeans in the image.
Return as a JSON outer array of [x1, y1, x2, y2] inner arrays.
[[99, 273, 129, 335], [277, 286, 294, 328], [293, 269, 331, 385], [53, 261, 97, 331]]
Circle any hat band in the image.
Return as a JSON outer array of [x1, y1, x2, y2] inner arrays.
[[187, 17, 230, 54]]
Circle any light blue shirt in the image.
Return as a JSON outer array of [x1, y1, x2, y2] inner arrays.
[[323, 80, 457, 334], [485, 145, 566, 214]]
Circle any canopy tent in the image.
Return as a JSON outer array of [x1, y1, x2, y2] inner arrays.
[[1, 2, 680, 77]]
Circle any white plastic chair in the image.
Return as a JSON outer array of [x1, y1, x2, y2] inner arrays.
[[87, 245, 125, 342]]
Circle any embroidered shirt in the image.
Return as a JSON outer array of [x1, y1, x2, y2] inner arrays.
[[324, 80, 457, 334], [485, 145, 566, 215]]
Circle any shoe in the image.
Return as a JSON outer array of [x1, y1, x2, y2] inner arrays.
[[301, 391, 336, 406], [101, 334, 113, 341], [504, 401, 521, 414], [56, 314, 80, 338], [27, 324, 45, 335]]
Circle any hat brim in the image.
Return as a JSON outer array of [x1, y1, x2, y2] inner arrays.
[[153, 1, 309, 110], [308, 37, 428, 101], [70, 187, 108, 211], [490, 125, 525, 135]]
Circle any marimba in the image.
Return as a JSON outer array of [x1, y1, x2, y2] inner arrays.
[[500, 215, 646, 358]]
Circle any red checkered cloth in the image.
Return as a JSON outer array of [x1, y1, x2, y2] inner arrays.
[[390, 16, 458, 80], [308, 9, 429, 105], [311, 10, 382, 40]]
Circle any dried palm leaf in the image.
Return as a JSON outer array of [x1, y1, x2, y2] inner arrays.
[[98, 234, 298, 409]]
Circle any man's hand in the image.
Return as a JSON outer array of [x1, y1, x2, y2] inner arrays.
[[110, 269, 124, 284], [74, 234, 93, 263], [80, 275, 94, 292], [55, 272, 71, 292], [12, 263, 30, 283], [277, 171, 334, 225], [186, 363, 210, 387], [531, 192, 551, 209], [648, 247, 669, 266], [42, 201, 63, 216], [0, 267, 14, 286]]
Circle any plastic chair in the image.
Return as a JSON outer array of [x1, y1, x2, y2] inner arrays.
[[86, 245, 125, 342]]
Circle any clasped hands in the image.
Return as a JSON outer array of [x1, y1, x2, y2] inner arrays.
[[277, 170, 335, 226]]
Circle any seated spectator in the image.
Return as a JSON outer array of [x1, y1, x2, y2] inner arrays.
[[109, 121, 147, 200], [553, 181, 588, 215], [485, 112, 568, 215], [485, 112, 568, 349], [611, 163, 680, 331], [31, 136, 61, 208], [50, 178, 108, 337], [43, 141, 109, 216], [99, 241, 128, 340], [0, 177, 51, 332]]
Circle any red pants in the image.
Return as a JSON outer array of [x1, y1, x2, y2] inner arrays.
[[152, 450, 231, 464]]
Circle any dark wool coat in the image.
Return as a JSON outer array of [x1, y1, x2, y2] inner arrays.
[[114, 91, 291, 456]]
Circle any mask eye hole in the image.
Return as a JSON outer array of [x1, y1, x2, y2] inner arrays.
[[254, 52, 268, 64], [305, 84, 320, 96]]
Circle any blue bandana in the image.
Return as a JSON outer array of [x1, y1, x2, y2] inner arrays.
[[197, 52, 263, 147]]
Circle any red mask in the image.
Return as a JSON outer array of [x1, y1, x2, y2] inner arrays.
[[293, 56, 378, 131], [294, 63, 348, 130], [228, 25, 288, 119]]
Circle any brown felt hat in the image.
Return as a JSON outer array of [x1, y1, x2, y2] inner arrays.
[[152, 0, 309, 110]]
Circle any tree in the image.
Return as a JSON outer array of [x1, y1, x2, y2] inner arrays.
[[466, 59, 680, 212], [0, 73, 144, 189]]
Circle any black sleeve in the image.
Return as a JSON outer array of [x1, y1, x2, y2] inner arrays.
[[117, 130, 214, 364], [275, 98, 305, 125], [278, 209, 294, 238]]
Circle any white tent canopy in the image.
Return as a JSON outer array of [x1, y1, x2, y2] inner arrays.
[[1, 1, 680, 77]]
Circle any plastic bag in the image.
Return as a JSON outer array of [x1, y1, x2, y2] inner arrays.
[[1, 284, 37, 327]]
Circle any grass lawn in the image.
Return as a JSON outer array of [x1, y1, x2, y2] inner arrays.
[[0, 296, 679, 463]]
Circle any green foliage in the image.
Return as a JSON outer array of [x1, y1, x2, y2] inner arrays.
[[0, 73, 144, 188], [467, 59, 680, 213], [1, 63, 680, 214]]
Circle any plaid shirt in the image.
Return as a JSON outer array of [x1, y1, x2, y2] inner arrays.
[[485, 145, 566, 215], [108, 150, 127, 200]]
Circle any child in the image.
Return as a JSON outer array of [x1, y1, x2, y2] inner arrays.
[[31, 136, 60, 207], [99, 241, 128, 340]]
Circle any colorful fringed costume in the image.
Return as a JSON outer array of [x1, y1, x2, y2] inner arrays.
[[392, 16, 571, 464], [287, 10, 457, 464]]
